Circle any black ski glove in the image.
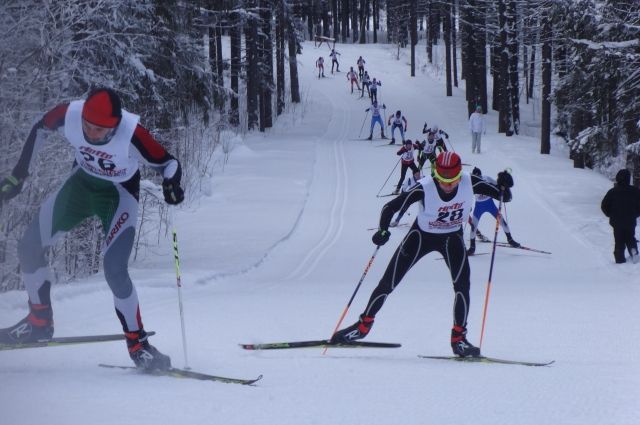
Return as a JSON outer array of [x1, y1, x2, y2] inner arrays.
[[162, 177, 185, 205], [372, 229, 391, 246], [497, 171, 514, 189], [0, 175, 24, 202]]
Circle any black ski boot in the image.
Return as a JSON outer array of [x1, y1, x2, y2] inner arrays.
[[475, 230, 489, 242], [467, 239, 476, 256], [390, 137, 396, 145], [126, 329, 172, 371], [506, 233, 520, 248], [366, 134, 373, 141], [0, 302, 54, 344], [331, 314, 374, 343], [381, 131, 387, 139], [451, 325, 480, 357]]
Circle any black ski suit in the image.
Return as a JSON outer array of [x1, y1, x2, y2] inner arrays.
[[362, 174, 511, 329]]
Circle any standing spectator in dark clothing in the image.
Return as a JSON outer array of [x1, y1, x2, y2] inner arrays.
[[601, 169, 640, 264]]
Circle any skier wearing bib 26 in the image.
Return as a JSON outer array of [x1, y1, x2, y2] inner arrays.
[[466, 167, 520, 255], [0, 88, 184, 371], [331, 152, 514, 358]]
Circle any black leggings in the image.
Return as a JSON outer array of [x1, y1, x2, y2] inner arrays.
[[397, 162, 419, 190], [362, 226, 471, 328]]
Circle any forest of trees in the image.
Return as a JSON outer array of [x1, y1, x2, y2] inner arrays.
[[1, 0, 638, 291]]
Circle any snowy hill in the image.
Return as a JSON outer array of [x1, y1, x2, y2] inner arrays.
[[1, 41, 638, 425]]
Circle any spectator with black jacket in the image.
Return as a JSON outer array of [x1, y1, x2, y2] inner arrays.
[[601, 168, 640, 264]]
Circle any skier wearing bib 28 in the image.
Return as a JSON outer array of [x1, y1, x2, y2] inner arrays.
[[331, 152, 514, 358], [0, 88, 184, 371]]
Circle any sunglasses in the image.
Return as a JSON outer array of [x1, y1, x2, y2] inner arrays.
[[434, 169, 462, 184]]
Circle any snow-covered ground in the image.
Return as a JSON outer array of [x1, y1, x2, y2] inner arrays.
[[1, 40, 639, 425]]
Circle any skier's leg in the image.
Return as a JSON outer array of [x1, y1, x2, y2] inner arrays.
[[5, 171, 93, 342], [101, 184, 140, 333], [396, 164, 408, 192], [101, 183, 171, 370]]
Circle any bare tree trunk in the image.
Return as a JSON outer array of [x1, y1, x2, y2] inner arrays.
[[410, 0, 417, 76], [540, 8, 551, 154], [245, 2, 259, 130], [341, 0, 349, 42], [332, 0, 339, 40], [373, 0, 378, 43], [452, 0, 458, 87], [351, 0, 359, 42], [507, 0, 519, 135], [276, 1, 286, 115], [259, 0, 273, 131], [359, 0, 367, 43], [287, 11, 300, 103], [229, 10, 242, 126], [444, 0, 452, 96]]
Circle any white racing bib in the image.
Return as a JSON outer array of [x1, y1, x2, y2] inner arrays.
[[64, 100, 140, 182], [417, 174, 474, 233]]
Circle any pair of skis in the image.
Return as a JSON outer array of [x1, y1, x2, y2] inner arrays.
[[241, 339, 552, 367], [473, 231, 551, 255], [0, 332, 260, 385]]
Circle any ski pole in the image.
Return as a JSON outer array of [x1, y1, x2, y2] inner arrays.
[[359, 110, 369, 139], [478, 191, 504, 349], [323, 245, 380, 355], [376, 158, 401, 197], [170, 207, 190, 369]]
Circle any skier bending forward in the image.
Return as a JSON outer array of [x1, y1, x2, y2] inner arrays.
[[0, 88, 184, 371]]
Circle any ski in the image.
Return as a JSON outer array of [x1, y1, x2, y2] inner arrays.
[[99, 364, 262, 385], [367, 222, 409, 231], [376, 192, 398, 198], [436, 253, 488, 260], [0, 331, 155, 351], [477, 239, 551, 254], [240, 339, 401, 350], [418, 355, 554, 367]]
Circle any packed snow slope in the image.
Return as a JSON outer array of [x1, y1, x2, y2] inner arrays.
[[1, 40, 638, 425]]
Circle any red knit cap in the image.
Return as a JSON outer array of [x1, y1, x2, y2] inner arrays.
[[435, 151, 462, 180], [82, 90, 121, 128]]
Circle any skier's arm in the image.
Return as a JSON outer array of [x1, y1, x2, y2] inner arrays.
[[131, 125, 181, 181], [12, 103, 69, 180], [379, 185, 424, 231], [471, 174, 512, 202], [131, 125, 184, 204], [397, 147, 406, 156], [403, 117, 408, 130]]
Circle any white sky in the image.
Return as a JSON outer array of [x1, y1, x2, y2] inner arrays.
[[1, 39, 639, 425]]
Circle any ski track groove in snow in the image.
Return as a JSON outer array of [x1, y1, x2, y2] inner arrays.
[[285, 91, 351, 281]]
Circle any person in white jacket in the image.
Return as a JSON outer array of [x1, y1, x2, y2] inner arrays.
[[468, 105, 486, 154]]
